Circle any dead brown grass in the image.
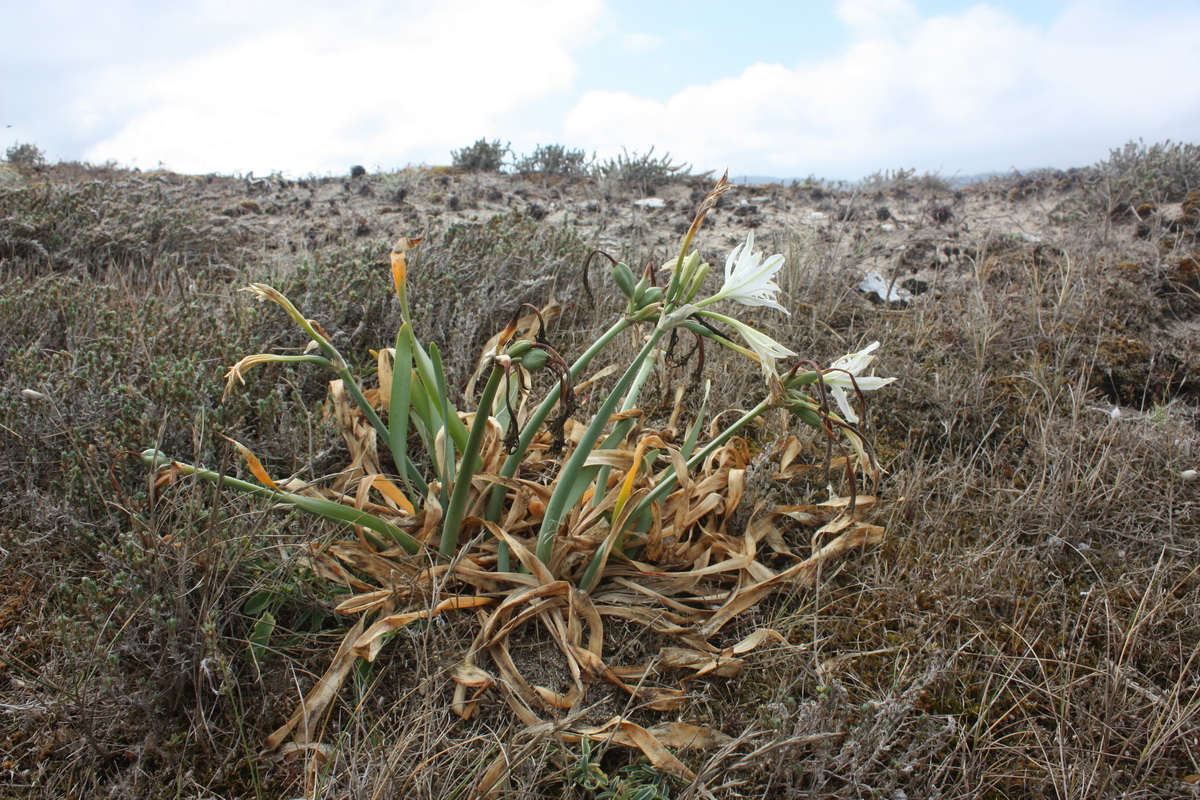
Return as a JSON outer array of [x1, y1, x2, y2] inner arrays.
[[1, 157, 1198, 799]]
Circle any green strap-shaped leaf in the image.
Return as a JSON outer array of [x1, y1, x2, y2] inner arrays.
[[140, 450, 423, 555], [679, 380, 711, 460], [410, 337, 469, 456], [536, 328, 666, 564], [248, 611, 276, 666], [390, 324, 415, 494], [440, 364, 505, 555]]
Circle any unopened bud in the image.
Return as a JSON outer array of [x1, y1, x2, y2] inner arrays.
[[610, 262, 637, 298], [639, 286, 664, 307], [506, 340, 533, 358], [520, 348, 550, 372]]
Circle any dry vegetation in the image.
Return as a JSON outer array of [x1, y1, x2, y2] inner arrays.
[[1, 142, 1199, 799]]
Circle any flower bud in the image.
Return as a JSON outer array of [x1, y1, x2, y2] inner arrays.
[[610, 262, 637, 298], [506, 340, 533, 358], [639, 286, 664, 307], [631, 276, 649, 304], [520, 347, 550, 372]]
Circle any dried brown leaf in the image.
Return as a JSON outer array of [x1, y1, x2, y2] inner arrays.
[[264, 616, 369, 752], [699, 523, 885, 637], [222, 435, 279, 490], [352, 595, 495, 660]]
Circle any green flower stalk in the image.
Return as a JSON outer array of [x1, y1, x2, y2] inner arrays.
[[486, 315, 631, 572], [488, 315, 631, 497], [388, 324, 416, 495]]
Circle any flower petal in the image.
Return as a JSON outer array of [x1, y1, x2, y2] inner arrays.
[[830, 341, 881, 374], [698, 311, 796, 376], [829, 385, 859, 423], [714, 232, 789, 314], [819, 342, 896, 421], [822, 374, 897, 392]]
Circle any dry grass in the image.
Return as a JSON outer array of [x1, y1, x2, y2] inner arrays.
[[1, 153, 1198, 798]]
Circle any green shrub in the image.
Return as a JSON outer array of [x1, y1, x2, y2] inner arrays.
[[450, 138, 510, 172], [594, 147, 691, 194], [4, 141, 46, 170], [1089, 139, 1200, 216], [858, 167, 951, 194], [514, 143, 592, 178]]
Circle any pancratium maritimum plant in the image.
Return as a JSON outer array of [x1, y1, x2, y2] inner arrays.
[[141, 172, 896, 786]]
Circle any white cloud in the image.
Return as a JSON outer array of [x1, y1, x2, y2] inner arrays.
[[82, 0, 604, 174], [564, 0, 1200, 178], [835, 0, 919, 40], [621, 32, 663, 54]]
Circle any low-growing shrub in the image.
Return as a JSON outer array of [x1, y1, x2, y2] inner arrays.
[[857, 167, 952, 195], [450, 138, 510, 172], [514, 143, 592, 179], [1089, 138, 1200, 216], [0, 175, 217, 275], [595, 146, 692, 195], [4, 141, 46, 171]]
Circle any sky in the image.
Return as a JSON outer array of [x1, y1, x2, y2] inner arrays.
[[3, 0, 1199, 181]]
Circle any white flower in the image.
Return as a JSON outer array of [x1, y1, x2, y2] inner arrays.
[[697, 310, 797, 376], [822, 341, 897, 423], [706, 231, 788, 314]]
